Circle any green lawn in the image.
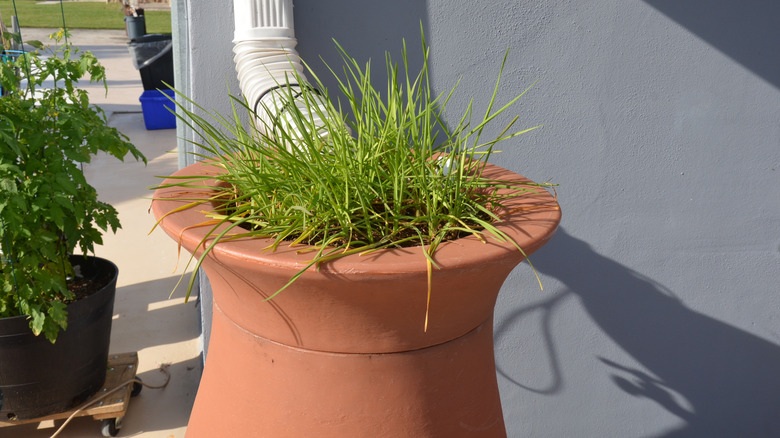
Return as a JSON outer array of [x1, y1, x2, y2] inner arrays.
[[1, 0, 171, 33]]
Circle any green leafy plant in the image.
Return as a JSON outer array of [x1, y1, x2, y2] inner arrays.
[[155, 34, 553, 328], [0, 30, 146, 342]]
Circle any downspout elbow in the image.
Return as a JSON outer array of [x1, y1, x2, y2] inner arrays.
[[232, 0, 329, 143]]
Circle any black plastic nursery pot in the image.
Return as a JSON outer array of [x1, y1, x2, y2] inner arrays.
[[0, 256, 118, 420]]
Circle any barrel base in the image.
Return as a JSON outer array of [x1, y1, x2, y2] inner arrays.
[[185, 303, 507, 438]]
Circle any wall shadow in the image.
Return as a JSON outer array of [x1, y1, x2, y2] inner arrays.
[[644, 0, 780, 89], [521, 227, 780, 437], [495, 287, 571, 396], [79, 45, 136, 61]]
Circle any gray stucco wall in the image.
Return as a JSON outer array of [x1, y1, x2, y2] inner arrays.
[[175, 1, 780, 436]]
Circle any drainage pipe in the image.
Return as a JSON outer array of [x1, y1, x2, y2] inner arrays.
[[232, 0, 329, 142]]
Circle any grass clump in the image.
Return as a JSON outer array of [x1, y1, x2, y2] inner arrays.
[[155, 33, 550, 325]]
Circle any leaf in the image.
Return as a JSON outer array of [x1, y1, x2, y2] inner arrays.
[[1, 178, 18, 193], [26, 40, 45, 50], [47, 301, 68, 330], [29, 307, 45, 336]]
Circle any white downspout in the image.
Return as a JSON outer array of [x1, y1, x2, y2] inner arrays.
[[232, 0, 329, 142]]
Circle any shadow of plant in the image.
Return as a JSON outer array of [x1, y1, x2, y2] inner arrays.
[[500, 227, 780, 437]]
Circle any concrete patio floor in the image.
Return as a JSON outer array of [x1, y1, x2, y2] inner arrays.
[[1, 28, 201, 438]]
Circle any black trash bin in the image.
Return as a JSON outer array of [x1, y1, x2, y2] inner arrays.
[[127, 34, 174, 90]]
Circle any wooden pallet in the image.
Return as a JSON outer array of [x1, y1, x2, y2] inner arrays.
[[0, 352, 141, 436]]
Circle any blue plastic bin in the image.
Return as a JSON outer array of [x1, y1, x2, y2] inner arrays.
[[139, 89, 176, 130]]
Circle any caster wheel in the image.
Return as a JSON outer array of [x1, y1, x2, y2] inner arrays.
[[100, 419, 119, 437], [131, 379, 143, 397]]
